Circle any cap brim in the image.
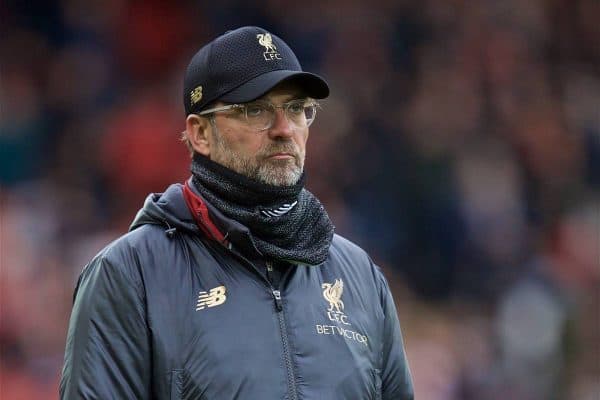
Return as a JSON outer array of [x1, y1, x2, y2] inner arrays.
[[219, 70, 329, 103]]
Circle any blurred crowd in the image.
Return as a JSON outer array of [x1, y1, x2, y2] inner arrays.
[[1, 0, 598, 399]]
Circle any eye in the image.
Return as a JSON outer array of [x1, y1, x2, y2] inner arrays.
[[287, 101, 305, 115], [245, 103, 266, 117]]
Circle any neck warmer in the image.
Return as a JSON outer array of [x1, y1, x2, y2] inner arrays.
[[190, 154, 334, 265]]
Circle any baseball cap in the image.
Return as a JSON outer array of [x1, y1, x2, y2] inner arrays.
[[183, 26, 329, 115]]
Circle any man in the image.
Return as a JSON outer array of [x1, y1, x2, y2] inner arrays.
[[60, 26, 414, 400]]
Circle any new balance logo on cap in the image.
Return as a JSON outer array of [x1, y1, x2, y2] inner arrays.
[[196, 286, 227, 311]]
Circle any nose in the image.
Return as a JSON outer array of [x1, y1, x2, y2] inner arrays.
[[267, 108, 295, 139]]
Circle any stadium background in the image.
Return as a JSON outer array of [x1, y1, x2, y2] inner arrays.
[[1, 0, 598, 398]]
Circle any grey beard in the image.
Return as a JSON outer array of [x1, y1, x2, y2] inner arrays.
[[210, 121, 304, 186], [226, 155, 303, 186]]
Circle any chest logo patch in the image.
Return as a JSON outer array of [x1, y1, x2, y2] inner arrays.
[[196, 285, 227, 311], [317, 279, 368, 346], [322, 279, 344, 313]]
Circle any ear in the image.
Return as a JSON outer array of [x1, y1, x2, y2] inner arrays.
[[185, 114, 212, 157]]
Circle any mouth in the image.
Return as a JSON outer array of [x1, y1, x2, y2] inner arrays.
[[267, 152, 295, 160]]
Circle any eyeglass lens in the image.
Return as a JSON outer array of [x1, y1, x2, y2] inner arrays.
[[245, 101, 316, 131]]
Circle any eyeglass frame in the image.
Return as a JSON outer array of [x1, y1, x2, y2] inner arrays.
[[195, 98, 320, 132]]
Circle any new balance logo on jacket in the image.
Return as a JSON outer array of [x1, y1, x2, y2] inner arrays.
[[196, 286, 227, 310]]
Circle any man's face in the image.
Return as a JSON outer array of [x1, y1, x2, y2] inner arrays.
[[207, 83, 310, 186]]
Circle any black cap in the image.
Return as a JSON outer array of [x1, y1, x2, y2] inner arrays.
[[183, 26, 330, 115]]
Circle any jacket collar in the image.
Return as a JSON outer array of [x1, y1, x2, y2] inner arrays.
[[183, 178, 263, 257]]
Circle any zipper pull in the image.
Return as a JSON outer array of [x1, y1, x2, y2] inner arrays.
[[272, 290, 283, 312]]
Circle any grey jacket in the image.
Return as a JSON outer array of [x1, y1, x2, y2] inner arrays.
[[60, 182, 414, 399]]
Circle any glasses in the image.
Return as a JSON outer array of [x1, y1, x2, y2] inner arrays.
[[197, 99, 319, 132]]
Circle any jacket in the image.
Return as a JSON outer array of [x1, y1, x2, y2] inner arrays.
[[60, 182, 414, 399]]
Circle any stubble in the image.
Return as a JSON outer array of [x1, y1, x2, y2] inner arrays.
[[210, 123, 305, 186]]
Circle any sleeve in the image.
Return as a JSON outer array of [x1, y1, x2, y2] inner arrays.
[[377, 269, 414, 400], [60, 250, 152, 399]]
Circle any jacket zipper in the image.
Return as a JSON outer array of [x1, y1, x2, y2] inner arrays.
[[223, 251, 299, 400], [267, 260, 298, 400], [271, 289, 298, 400]]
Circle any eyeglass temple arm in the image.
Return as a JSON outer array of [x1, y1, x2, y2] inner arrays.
[[197, 104, 241, 116]]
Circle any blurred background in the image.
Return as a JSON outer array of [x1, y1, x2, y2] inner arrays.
[[1, 0, 598, 398]]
